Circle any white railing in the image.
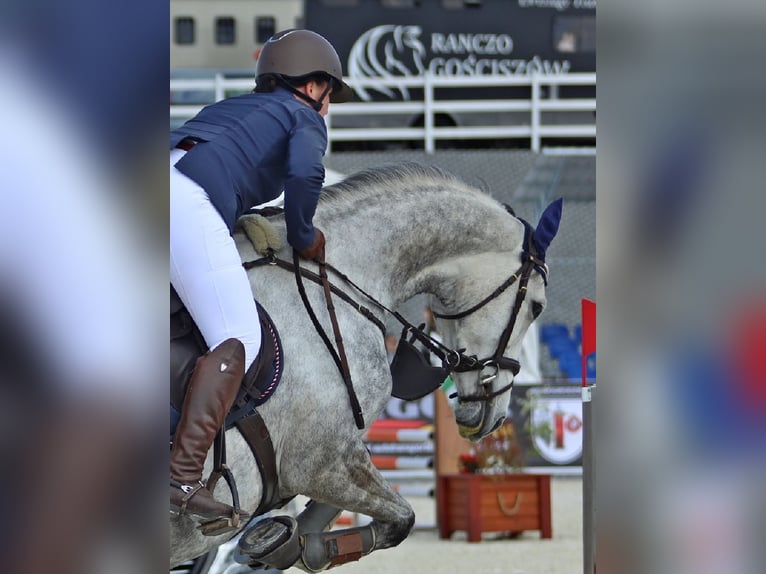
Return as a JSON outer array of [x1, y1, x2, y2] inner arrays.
[[170, 72, 596, 153]]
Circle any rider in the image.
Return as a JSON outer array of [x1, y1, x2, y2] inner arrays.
[[169, 29, 352, 528]]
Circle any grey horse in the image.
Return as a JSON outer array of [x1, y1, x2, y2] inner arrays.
[[171, 164, 560, 570]]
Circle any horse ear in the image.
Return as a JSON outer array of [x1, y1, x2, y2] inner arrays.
[[533, 198, 563, 258]]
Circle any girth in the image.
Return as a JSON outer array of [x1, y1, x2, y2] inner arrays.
[[234, 411, 292, 517]]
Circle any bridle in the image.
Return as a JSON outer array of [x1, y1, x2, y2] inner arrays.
[[431, 214, 549, 403], [241, 206, 551, 425]]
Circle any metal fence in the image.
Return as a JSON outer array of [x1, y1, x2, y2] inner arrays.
[[170, 72, 596, 153]]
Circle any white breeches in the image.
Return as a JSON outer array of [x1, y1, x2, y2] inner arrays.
[[170, 149, 261, 371]]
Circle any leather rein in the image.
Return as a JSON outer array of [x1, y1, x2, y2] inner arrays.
[[242, 214, 547, 426], [244, 251, 377, 429]]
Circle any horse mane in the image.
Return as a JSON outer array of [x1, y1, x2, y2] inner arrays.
[[320, 162, 482, 209]]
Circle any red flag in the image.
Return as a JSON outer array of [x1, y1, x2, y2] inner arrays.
[[581, 299, 596, 386], [731, 302, 766, 411], [581, 299, 597, 356]]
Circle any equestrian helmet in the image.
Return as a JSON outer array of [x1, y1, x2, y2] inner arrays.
[[256, 29, 352, 103]]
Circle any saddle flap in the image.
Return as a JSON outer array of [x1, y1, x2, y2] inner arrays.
[[224, 302, 282, 428], [170, 285, 285, 426]]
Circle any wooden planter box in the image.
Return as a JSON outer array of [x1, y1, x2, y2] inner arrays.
[[437, 473, 552, 542]]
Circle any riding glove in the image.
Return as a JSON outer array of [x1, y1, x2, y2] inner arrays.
[[298, 228, 326, 262]]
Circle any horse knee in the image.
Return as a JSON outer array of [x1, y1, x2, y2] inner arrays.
[[377, 507, 415, 548], [392, 509, 416, 546], [400, 508, 416, 540]]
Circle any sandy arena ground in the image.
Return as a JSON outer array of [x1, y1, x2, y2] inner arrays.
[[284, 476, 583, 574]]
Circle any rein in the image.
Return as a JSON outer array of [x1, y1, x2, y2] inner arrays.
[[242, 250, 467, 426], [243, 250, 381, 430], [243, 255, 386, 335], [291, 251, 365, 429]]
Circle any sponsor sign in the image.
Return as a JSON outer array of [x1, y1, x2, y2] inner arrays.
[[348, 24, 572, 101], [511, 384, 583, 467]]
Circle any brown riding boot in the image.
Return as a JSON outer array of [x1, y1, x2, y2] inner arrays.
[[170, 338, 246, 524]]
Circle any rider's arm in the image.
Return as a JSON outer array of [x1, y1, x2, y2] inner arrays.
[[283, 108, 327, 251]]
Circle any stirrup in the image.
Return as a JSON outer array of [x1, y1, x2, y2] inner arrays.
[[170, 479, 248, 536], [197, 513, 246, 537]]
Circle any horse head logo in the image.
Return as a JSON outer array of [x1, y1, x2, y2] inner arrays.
[[348, 25, 426, 101]]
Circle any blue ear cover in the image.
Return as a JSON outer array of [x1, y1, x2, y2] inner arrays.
[[533, 198, 563, 259]]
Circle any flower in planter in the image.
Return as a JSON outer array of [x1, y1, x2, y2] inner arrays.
[[457, 451, 480, 474]]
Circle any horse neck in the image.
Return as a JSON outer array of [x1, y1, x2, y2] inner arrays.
[[319, 186, 522, 309]]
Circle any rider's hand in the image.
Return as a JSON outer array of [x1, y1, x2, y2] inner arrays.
[[298, 228, 326, 262]]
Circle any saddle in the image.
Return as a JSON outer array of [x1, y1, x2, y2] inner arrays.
[[170, 286, 290, 518], [170, 287, 284, 427]]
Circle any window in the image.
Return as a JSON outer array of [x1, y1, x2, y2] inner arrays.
[[553, 16, 596, 54], [174, 17, 195, 45], [255, 16, 275, 43], [216, 17, 236, 45]]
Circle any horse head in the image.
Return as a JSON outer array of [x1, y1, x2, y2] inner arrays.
[[435, 199, 563, 441]]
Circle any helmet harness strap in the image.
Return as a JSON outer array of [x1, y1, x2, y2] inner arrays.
[[276, 75, 332, 113]]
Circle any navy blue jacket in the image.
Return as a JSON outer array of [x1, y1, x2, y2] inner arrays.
[[170, 87, 327, 250]]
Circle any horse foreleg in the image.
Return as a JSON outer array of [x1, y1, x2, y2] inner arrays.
[[293, 445, 416, 570], [237, 503, 378, 572], [297, 499, 343, 533], [238, 445, 415, 571], [291, 499, 381, 571]]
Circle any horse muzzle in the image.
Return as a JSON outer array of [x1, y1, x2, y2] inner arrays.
[[454, 369, 514, 439], [455, 401, 485, 439], [456, 409, 505, 440]]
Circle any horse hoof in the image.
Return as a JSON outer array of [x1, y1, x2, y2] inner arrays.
[[238, 516, 302, 570], [239, 517, 292, 557]]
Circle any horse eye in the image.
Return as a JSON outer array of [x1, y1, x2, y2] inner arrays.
[[531, 301, 544, 319]]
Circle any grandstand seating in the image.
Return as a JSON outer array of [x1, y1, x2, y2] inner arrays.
[[539, 321, 596, 382]]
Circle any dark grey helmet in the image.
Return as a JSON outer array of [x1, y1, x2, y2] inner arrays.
[[256, 29, 352, 103]]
